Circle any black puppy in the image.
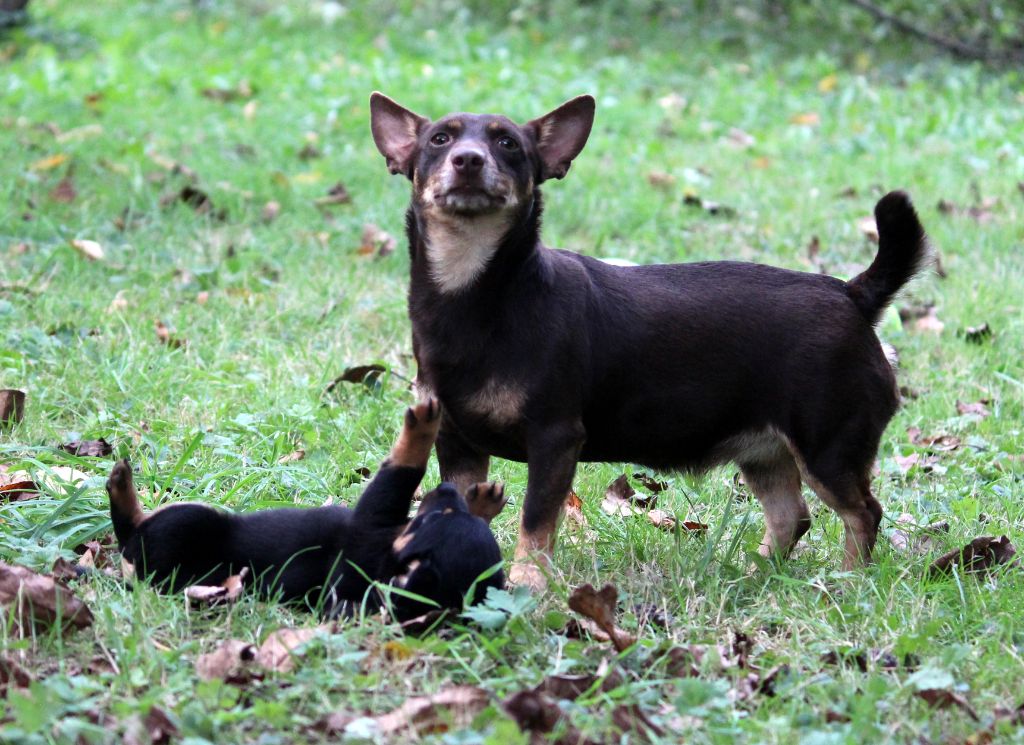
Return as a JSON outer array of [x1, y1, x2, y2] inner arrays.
[[369, 93, 930, 588], [106, 400, 507, 621]]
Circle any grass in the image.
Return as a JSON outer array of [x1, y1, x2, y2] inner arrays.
[[1, 0, 1023, 742]]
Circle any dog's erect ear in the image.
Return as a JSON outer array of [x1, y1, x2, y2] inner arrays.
[[526, 95, 595, 182], [370, 92, 429, 179]]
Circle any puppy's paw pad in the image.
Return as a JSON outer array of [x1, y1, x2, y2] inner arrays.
[[405, 398, 441, 430], [465, 481, 508, 522], [106, 459, 134, 494]]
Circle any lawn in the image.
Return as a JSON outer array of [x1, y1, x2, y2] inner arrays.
[[1, 1, 1023, 742]]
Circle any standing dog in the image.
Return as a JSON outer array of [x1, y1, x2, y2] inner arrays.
[[369, 92, 928, 588], [106, 400, 507, 621]]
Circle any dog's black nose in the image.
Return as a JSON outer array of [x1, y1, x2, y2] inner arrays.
[[451, 147, 485, 174]]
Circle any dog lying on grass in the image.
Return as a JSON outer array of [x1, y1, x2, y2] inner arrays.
[[105, 399, 507, 622], [370, 92, 929, 588]]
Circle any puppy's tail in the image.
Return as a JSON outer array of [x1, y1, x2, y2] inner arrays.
[[106, 459, 145, 547], [846, 191, 929, 325]]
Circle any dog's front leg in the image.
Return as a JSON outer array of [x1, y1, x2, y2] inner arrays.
[[510, 422, 584, 591], [436, 417, 490, 494]]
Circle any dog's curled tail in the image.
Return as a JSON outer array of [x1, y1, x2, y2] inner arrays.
[[846, 191, 929, 325]]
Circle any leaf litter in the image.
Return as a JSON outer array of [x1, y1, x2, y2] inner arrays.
[[0, 562, 94, 635]]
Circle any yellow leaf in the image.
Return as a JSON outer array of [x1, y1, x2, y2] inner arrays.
[[30, 154, 69, 171], [855, 52, 872, 72], [292, 171, 322, 185], [752, 156, 772, 169], [56, 124, 103, 143], [789, 112, 821, 126], [817, 74, 838, 93]]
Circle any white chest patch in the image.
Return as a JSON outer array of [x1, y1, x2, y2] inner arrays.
[[425, 213, 511, 294], [465, 377, 527, 426]]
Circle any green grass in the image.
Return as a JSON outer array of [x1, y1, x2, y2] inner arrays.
[[2, 1, 1023, 742]]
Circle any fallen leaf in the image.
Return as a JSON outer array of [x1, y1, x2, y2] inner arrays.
[[325, 364, 386, 392], [155, 320, 187, 349], [889, 513, 915, 552], [201, 80, 253, 102], [929, 535, 1019, 576], [567, 582, 636, 652], [261, 200, 280, 222], [51, 557, 81, 581], [123, 705, 179, 745], [0, 655, 32, 694], [534, 668, 623, 701], [49, 172, 77, 203], [818, 74, 838, 93], [59, 438, 113, 457], [243, 99, 258, 120], [70, 239, 104, 261], [789, 112, 820, 126], [359, 223, 397, 257], [256, 626, 324, 673], [632, 473, 668, 493], [726, 127, 756, 149], [916, 689, 979, 721], [30, 153, 69, 171], [162, 185, 225, 219], [647, 509, 678, 530], [0, 389, 25, 428], [0, 562, 94, 635], [147, 151, 198, 181], [185, 567, 248, 606], [837, 186, 858, 198], [657, 92, 687, 112], [857, 215, 879, 243], [56, 123, 104, 144], [956, 400, 991, 418], [564, 490, 587, 527], [194, 640, 260, 684], [314, 182, 351, 207], [277, 449, 305, 464], [964, 323, 992, 343], [374, 685, 489, 736], [647, 171, 676, 189], [612, 702, 666, 740], [502, 690, 565, 737]]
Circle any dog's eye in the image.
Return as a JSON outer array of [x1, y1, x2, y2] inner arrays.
[[430, 132, 451, 146], [497, 136, 519, 151]]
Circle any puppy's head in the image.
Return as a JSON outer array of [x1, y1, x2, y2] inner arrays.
[[369, 93, 596, 218], [412, 481, 467, 519]]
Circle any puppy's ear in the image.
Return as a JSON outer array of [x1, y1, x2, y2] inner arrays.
[[526, 95, 595, 182], [370, 92, 429, 179]]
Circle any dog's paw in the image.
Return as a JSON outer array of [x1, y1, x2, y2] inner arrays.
[[106, 459, 134, 498], [389, 399, 442, 468], [508, 561, 548, 592], [465, 481, 508, 523], [405, 397, 441, 430]]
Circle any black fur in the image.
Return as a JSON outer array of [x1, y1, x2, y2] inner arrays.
[[107, 457, 504, 622], [370, 93, 930, 576]]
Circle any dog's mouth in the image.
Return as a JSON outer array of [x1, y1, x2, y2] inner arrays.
[[436, 185, 510, 215]]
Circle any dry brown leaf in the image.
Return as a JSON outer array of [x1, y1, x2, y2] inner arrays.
[[726, 127, 755, 149], [956, 400, 991, 418], [633, 473, 668, 493], [155, 320, 187, 349], [358, 223, 397, 257], [315, 182, 351, 207], [49, 173, 77, 204], [0, 655, 32, 694], [325, 364, 386, 392], [612, 702, 666, 740], [0, 465, 36, 502], [564, 490, 587, 527], [929, 535, 1019, 577], [201, 80, 253, 102], [647, 509, 677, 530], [0, 562, 94, 635], [567, 582, 636, 652], [59, 438, 113, 457], [70, 239, 104, 261], [889, 513, 916, 552], [0, 389, 25, 428], [185, 567, 248, 606], [916, 689, 979, 721], [194, 640, 260, 684], [147, 152, 198, 181], [261, 200, 280, 222], [502, 690, 565, 737], [277, 449, 305, 464], [647, 171, 676, 189], [375, 685, 490, 736], [256, 626, 324, 673], [789, 112, 820, 126]]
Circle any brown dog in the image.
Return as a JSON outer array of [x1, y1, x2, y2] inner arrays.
[[369, 92, 928, 588]]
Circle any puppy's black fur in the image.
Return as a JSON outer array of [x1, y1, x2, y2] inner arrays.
[[369, 93, 930, 585], [106, 401, 506, 621]]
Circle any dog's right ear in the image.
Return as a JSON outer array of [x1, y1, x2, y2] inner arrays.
[[370, 92, 429, 179], [526, 95, 595, 182]]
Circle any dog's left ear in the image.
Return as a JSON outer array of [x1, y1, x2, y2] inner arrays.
[[370, 92, 430, 179], [526, 95, 595, 182]]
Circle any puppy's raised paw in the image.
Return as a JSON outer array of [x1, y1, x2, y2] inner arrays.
[[106, 459, 145, 528], [389, 398, 442, 468], [465, 481, 508, 524]]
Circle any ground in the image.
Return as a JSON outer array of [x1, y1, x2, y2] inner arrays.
[[1, 1, 1023, 743]]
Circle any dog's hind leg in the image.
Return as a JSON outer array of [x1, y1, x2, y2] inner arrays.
[[739, 453, 811, 559], [106, 459, 145, 546]]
